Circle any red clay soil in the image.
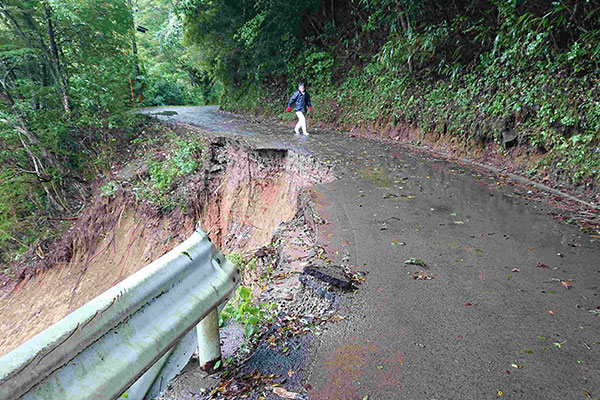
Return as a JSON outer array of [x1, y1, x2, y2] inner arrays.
[[0, 137, 331, 357], [202, 146, 331, 252], [0, 197, 195, 357]]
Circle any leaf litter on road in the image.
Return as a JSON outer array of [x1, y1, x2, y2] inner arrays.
[[404, 258, 426, 267], [553, 341, 566, 349], [560, 280, 572, 289], [272, 386, 308, 399], [409, 270, 436, 280]]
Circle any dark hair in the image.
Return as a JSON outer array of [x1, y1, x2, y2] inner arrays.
[[298, 82, 305, 87]]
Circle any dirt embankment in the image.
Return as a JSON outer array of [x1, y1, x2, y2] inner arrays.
[[0, 134, 332, 357]]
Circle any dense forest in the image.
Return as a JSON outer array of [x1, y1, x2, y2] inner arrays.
[[1, 0, 599, 268], [180, 0, 600, 183], [0, 0, 209, 266]]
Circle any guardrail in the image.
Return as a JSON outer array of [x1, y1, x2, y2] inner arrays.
[[0, 228, 239, 400]]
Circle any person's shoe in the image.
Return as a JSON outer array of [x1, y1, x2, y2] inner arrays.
[[303, 131, 310, 136], [294, 130, 300, 135]]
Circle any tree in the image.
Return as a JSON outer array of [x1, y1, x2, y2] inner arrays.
[[0, 0, 134, 256]]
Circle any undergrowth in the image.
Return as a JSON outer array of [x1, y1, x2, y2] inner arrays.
[[222, 252, 277, 339], [110, 134, 208, 211]]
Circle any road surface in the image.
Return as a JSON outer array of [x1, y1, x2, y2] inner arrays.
[[142, 106, 600, 400]]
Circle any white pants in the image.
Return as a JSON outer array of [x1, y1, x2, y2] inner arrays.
[[295, 111, 308, 134]]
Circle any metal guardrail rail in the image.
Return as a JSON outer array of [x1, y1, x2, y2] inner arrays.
[[0, 228, 239, 400]]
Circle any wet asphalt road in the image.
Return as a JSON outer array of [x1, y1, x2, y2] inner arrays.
[[142, 106, 600, 400]]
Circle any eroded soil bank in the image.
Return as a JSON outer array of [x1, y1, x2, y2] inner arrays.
[[144, 107, 600, 400], [0, 133, 332, 357]]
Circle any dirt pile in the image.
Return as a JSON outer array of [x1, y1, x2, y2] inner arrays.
[[0, 134, 332, 357]]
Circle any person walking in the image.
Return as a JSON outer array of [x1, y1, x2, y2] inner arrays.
[[286, 82, 312, 135]]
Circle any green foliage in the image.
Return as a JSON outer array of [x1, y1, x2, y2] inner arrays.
[[180, 0, 320, 103], [146, 79, 186, 106], [298, 50, 335, 90], [100, 181, 119, 198], [192, 0, 600, 185], [226, 252, 255, 273], [134, 0, 221, 106], [135, 137, 205, 209], [0, 172, 41, 253], [404, 258, 426, 267], [180, 0, 600, 184], [0, 0, 141, 261], [222, 252, 277, 338], [220, 286, 275, 338]]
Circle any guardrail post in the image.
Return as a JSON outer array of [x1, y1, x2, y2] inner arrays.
[[196, 308, 221, 371]]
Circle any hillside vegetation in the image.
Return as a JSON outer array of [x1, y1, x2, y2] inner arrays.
[[0, 0, 210, 267], [181, 0, 600, 188], [1, 0, 599, 270]]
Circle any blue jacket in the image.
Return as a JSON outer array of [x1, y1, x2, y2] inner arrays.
[[287, 90, 311, 112]]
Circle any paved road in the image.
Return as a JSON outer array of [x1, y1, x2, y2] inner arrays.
[[144, 106, 600, 400]]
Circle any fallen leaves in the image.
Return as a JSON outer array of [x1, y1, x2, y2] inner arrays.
[[553, 341, 566, 349], [404, 258, 426, 267], [209, 371, 278, 398], [536, 262, 550, 269], [560, 280, 572, 289], [272, 386, 307, 399], [266, 314, 330, 351], [343, 265, 367, 285], [409, 270, 436, 280]]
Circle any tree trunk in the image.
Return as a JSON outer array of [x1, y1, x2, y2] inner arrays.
[[43, 1, 71, 114], [4, 3, 71, 114]]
